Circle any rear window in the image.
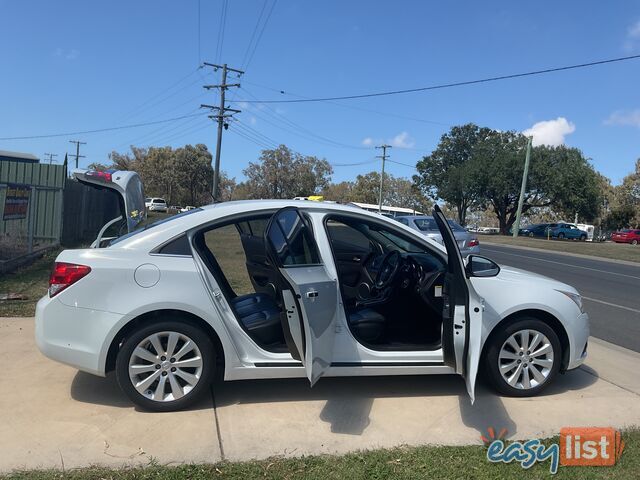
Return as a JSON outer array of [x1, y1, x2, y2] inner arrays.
[[413, 218, 438, 231], [447, 220, 466, 232], [109, 208, 202, 246], [153, 198, 166, 203]]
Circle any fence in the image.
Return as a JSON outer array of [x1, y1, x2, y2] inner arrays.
[[0, 161, 65, 262]]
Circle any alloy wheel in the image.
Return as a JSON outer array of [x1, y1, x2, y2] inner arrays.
[[128, 331, 203, 402], [497, 329, 554, 390]]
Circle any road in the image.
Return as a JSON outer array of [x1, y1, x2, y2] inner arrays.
[[481, 243, 640, 353]]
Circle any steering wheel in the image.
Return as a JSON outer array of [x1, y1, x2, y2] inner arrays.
[[375, 250, 402, 288]]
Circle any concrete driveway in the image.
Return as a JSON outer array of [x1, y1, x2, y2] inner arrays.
[[1, 316, 639, 471]]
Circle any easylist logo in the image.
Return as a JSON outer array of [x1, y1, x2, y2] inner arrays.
[[560, 427, 625, 467]]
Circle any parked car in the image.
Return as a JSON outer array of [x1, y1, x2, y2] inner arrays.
[[180, 205, 197, 213], [396, 215, 480, 256], [611, 229, 640, 245], [518, 223, 550, 238], [147, 198, 168, 212], [36, 170, 589, 411], [169, 205, 182, 212], [546, 223, 588, 241], [477, 226, 500, 234]]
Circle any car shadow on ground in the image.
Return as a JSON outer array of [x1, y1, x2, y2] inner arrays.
[[71, 366, 597, 438]]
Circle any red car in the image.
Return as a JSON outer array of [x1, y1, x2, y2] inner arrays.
[[611, 229, 640, 245]]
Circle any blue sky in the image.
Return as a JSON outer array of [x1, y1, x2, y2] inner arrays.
[[1, 0, 639, 184]]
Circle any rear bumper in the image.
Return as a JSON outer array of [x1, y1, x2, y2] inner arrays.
[[35, 295, 121, 377]]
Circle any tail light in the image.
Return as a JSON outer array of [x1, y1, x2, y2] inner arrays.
[[468, 238, 480, 247], [49, 262, 91, 297]]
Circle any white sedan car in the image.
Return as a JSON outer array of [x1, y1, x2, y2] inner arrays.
[[36, 170, 589, 411]]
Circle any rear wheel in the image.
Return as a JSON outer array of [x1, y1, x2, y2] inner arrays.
[[528, 232, 534, 238], [484, 318, 561, 397], [632, 239, 638, 246], [580, 235, 586, 241], [558, 233, 565, 239], [116, 321, 214, 411]]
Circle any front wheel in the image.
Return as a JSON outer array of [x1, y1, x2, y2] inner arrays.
[[632, 239, 638, 246], [484, 318, 561, 397], [580, 235, 586, 242], [558, 233, 565, 240], [116, 321, 215, 411]]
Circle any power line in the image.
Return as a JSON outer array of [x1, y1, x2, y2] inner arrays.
[[239, 0, 269, 69], [242, 0, 277, 70], [238, 53, 640, 104], [0, 112, 207, 141], [240, 80, 451, 126], [118, 67, 203, 122], [387, 159, 417, 169], [214, 0, 229, 64], [239, 87, 369, 150]]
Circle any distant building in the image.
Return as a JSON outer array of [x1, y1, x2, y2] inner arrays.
[[0, 150, 40, 163]]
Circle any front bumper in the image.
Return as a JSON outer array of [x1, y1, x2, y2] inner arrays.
[[566, 311, 590, 370], [35, 295, 121, 376]]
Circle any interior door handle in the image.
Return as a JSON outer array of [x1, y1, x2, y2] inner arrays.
[[352, 256, 361, 262]]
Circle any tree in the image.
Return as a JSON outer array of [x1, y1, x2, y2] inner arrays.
[[242, 145, 333, 198], [321, 181, 354, 203], [414, 124, 491, 225], [473, 133, 601, 233], [348, 171, 431, 212]]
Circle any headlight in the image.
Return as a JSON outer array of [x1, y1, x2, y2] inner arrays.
[[556, 290, 584, 313]]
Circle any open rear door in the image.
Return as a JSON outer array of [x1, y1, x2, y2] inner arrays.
[[433, 205, 483, 402], [264, 207, 338, 386], [73, 169, 146, 233]]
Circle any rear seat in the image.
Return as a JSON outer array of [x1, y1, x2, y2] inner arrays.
[[230, 293, 284, 345]]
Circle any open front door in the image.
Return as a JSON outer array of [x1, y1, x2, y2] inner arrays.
[[264, 207, 338, 386], [433, 205, 483, 402]]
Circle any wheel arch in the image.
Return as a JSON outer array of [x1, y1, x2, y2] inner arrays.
[[105, 309, 225, 378], [482, 308, 571, 372]]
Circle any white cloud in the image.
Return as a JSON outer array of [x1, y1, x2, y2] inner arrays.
[[362, 132, 415, 149], [249, 116, 257, 125], [522, 117, 575, 147], [389, 131, 415, 149], [238, 101, 249, 110], [604, 109, 640, 128], [624, 19, 640, 51], [53, 48, 79, 60]]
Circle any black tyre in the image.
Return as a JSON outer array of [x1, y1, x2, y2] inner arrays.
[[116, 320, 215, 411], [558, 233, 565, 240], [484, 317, 561, 397], [580, 235, 586, 242], [632, 239, 638, 246], [528, 232, 534, 238]]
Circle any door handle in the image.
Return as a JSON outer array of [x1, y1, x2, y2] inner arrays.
[[306, 290, 319, 298], [352, 256, 361, 262]]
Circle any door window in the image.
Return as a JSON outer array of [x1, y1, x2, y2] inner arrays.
[[267, 209, 321, 266]]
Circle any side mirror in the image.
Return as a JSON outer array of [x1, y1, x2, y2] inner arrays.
[[465, 255, 500, 278]]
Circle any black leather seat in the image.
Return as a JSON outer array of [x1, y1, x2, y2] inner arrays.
[[231, 293, 284, 345], [348, 308, 385, 343]]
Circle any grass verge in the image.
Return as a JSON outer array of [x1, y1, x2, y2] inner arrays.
[[0, 248, 60, 317], [3, 429, 639, 479], [481, 235, 640, 263]]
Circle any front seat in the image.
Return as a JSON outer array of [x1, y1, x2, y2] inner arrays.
[[231, 293, 284, 346], [348, 308, 385, 343]]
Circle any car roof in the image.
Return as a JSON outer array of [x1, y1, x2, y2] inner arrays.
[[112, 199, 432, 251]]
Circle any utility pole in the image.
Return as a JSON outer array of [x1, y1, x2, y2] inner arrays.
[[43, 153, 58, 164], [69, 140, 86, 169], [375, 144, 392, 213], [512, 136, 533, 238], [202, 62, 243, 202]]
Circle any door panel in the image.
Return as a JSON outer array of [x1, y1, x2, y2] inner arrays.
[[433, 205, 483, 402], [265, 207, 338, 385]]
